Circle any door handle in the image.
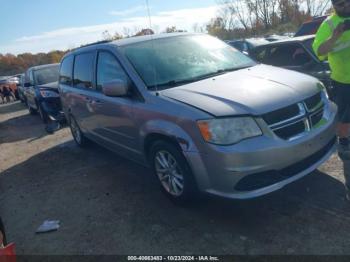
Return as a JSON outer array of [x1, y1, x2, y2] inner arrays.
[[91, 99, 104, 105]]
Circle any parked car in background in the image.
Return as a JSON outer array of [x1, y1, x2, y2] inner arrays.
[[16, 74, 27, 103], [7, 76, 19, 85], [59, 33, 337, 203], [250, 35, 333, 96], [0, 77, 18, 101], [226, 38, 269, 56], [24, 63, 65, 123], [294, 16, 327, 37], [264, 34, 290, 42], [8, 76, 21, 100]]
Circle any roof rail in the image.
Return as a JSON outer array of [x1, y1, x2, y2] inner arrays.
[[72, 40, 113, 51]]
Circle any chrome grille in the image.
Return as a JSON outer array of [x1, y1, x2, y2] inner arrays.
[[311, 110, 324, 126], [262, 92, 326, 140], [273, 120, 306, 140], [263, 104, 300, 125], [305, 93, 323, 112]]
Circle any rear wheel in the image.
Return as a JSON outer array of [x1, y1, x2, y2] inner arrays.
[[69, 115, 88, 147], [19, 94, 25, 103], [27, 102, 37, 115], [150, 141, 198, 204]]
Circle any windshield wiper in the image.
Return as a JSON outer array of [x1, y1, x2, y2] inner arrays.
[[148, 78, 200, 90], [148, 66, 253, 90], [218, 65, 253, 73], [190, 66, 252, 81]]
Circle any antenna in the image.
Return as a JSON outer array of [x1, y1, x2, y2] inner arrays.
[[145, 0, 159, 94], [145, 0, 152, 30]]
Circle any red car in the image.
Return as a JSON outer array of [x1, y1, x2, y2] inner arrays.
[[0, 217, 16, 258], [0, 217, 6, 248]]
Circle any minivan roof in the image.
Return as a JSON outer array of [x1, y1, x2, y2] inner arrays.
[[63, 32, 200, 58], [28, 63, 60, 71], [111, 32, 197, 46]]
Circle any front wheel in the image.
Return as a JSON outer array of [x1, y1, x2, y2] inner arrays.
[[19, 95, 25, 103], [150, 141, 198, 204], [38, 104, 49, 124]]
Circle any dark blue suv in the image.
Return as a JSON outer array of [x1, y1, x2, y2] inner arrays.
[[24, 63, 65, 123]]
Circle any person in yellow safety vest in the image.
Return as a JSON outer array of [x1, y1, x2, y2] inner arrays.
[[313, 0, 350, 200]]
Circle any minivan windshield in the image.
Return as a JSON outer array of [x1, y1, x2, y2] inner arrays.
[[34, 65, 59, 85], [121, 34, 256, 89]]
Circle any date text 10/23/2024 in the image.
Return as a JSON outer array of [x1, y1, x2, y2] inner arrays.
[[127, 256, 220, 261]]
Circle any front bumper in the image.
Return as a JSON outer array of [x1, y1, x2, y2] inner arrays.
[[184, 102, 337, 199], [41, 98, 66, 122]]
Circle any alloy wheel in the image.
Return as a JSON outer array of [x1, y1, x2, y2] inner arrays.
[[154, 150, 185, 196]]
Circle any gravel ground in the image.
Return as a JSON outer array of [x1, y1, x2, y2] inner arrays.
[[1, 101, 350, 256]]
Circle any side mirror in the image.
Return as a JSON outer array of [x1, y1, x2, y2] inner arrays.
[[102, 79, 129, 97]]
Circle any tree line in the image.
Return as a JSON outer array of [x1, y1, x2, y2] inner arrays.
[[207, 0, 332, 39], [0, 27, 182, 76], [0, 51, 67, 77], [0, 0, 332, 76]]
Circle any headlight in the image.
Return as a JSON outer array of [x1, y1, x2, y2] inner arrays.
[[317, 82, 329, 99], [40, 90, 59, 98], [197, 117, 262, 145]]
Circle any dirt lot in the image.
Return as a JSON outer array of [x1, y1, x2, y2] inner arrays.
[[1, 101, 350, 255]]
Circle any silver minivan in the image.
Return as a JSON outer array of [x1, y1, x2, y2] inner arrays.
[[59, 33, 337, 203]]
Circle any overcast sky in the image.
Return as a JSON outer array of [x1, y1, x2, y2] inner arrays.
[[0, 0, 219, 55]]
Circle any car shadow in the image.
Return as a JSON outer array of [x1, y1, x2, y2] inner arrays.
[[0, 110, 53, 144], [1, 140, 350, 255]]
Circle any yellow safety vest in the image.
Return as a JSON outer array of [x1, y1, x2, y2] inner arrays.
[[313, 14, 350, 84]]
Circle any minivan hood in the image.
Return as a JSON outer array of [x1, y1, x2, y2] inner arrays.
[[37, 81, 58, 90], [161, 65, 321, 117]]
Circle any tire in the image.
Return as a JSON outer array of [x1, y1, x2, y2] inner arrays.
[[69, 115, 88, 147], [149, 140, 198, 204], [38, 103, 49, 124], [27, 102, 37, 115]]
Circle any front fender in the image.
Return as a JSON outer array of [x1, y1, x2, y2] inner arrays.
[[140, 120, 199, 153], [139, 119, 211, 191]]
